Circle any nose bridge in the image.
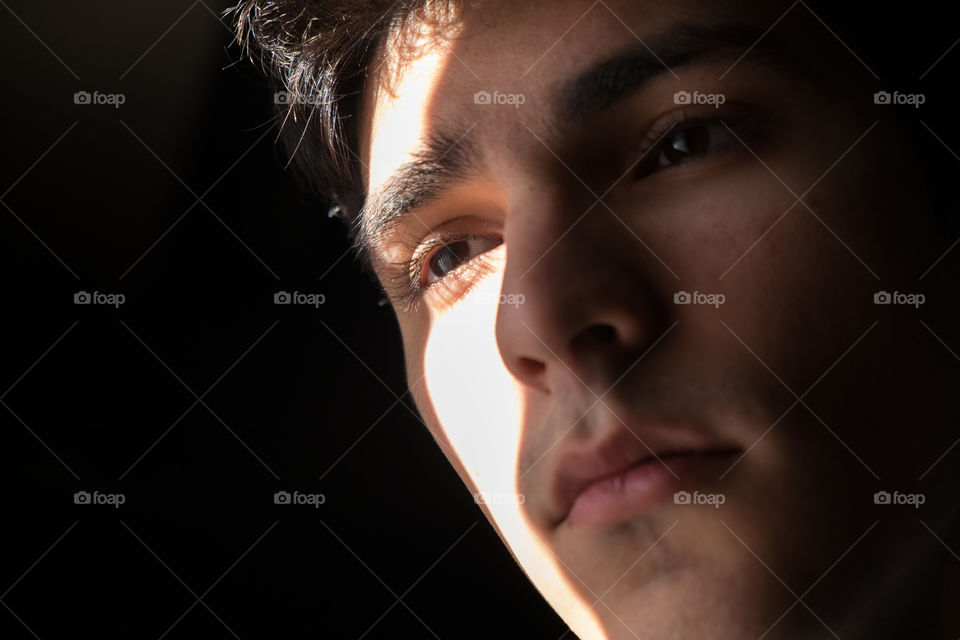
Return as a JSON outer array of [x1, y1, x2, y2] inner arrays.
[[495, 178, 661, 392], [498, 179, 593, 332]]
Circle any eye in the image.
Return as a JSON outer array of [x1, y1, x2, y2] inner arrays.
[[423, 236, 501, 286], [655, 122, 732, 169]]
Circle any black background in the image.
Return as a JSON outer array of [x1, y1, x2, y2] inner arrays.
[[0, 1, 567, 637]]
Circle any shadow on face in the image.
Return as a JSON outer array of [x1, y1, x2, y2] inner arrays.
[[357, 0, 960, 637]]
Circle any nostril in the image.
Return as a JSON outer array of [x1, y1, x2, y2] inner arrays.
[[569, 324, 618, 353], [516, 356, 546, 380]]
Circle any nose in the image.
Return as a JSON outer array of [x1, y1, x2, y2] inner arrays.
[[495, 195, 666, 395]]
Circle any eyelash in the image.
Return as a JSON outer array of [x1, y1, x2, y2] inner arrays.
[[388, 232, 502, 312], [388, 110, 744, 311], [633, 112, 735, 172], [639, 112, 694, 156]]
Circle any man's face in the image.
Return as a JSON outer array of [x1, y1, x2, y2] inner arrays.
[[357, 0, 958, 637]]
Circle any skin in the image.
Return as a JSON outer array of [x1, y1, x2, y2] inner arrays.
[[355, 0, 960, 637]]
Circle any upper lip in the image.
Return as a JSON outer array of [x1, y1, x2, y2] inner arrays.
[[550, 420, 737, 528]]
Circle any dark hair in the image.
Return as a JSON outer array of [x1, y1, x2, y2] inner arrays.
[[232, 0, 959, 231], [231, 0, 457, 229]]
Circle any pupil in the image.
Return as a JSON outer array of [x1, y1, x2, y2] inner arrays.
[[664, 127, 709, 164], [430, 241, 469, 279]]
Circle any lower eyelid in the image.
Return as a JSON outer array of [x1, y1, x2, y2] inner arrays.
[[419, 244, 503, 308]]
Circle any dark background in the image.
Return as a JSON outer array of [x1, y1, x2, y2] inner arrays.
[[0, 1, 567, 637]]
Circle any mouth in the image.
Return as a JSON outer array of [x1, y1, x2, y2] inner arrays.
[[552, 432, 741, 529]]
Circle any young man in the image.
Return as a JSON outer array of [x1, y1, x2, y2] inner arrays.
[[235, 1, 960, 637]]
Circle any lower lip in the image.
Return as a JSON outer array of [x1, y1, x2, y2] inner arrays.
[[564, 450, 738, 527]]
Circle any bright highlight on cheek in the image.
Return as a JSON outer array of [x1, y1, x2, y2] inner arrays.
[[419, 265, 607, 638], [422, 263, 521, 496]]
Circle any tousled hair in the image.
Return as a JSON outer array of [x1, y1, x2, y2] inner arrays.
[[231, 0, 461, 230]]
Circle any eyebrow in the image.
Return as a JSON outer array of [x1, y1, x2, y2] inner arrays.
[[358, 127, 481, 267], [358, 22, 782, 268], [559, 23, 777, 121]]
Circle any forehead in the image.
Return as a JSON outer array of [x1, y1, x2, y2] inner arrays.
[[358, 0, 778, 191]]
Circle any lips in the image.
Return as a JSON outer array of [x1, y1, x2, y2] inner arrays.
[[551, 424, 740, 528]]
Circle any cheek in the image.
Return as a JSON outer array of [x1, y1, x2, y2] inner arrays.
[[654, 155, 879, 375], [417, 272, 524, 497], [396, 263, 527, 512], [400, 273, 582, 609]]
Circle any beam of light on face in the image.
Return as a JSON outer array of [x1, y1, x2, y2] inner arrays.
[[420, 253, 610, 639], [365, 10, 612, 637]]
